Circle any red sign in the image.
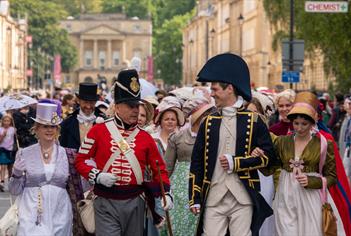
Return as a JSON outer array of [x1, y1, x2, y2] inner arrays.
[[25, 35, 32, 43], [147, 56, 154, 82], [53, 55, 62, 86], [26, 69, 32, 77]]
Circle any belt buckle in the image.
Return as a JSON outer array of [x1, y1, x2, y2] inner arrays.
[[118, 139, 130, 153]]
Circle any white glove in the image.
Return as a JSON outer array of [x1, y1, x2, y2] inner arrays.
[[13, 158, 26, 177], [96, 173, 117, 187], [161, 194, 174, 211]]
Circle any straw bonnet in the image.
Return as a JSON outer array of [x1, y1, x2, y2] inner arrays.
[[154, 96, 185, 126], [287, 91, 319, 122], [31, 103, 62, 126]]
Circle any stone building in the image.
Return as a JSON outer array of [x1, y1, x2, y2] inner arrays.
[[0, 0, 28, 91], [182, 0, 334, 91], [60, 13, 152, 88]]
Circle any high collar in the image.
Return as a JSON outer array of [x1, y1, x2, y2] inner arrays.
[[220, 96, 244, 117], [114, 113, 137, 130]]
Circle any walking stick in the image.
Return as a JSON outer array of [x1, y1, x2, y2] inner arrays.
[[156, 160, 173, 236]]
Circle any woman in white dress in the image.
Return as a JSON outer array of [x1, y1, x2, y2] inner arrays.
[[9, 103, 72, 236]]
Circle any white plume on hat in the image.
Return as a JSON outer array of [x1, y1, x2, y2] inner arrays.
[[130, 57, 142, 72]]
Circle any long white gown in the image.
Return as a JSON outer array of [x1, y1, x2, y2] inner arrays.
[[10, 144, 72, 236]]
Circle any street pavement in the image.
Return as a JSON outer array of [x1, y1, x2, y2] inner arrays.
[[0, 181, 13, 218]]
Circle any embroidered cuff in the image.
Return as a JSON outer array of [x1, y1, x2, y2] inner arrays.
[[224, 154, 234, 173], [88, 168, 101, 185]]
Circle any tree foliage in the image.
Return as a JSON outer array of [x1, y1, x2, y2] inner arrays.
[[263, 0, 351, 92], [100, 0, 150, 19], [42, 0, 102, 17], [11, 0, 77, 72], [154, 12, 193, 86], [152, 0, 196, 85]]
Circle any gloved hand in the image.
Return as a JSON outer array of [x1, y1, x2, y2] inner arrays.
[[13, 158, 26, 177], [96, 173, 117, 187], [161, 194, 174, 211]]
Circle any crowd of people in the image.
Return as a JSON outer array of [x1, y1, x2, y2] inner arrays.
[[0, 53, 350, 236]]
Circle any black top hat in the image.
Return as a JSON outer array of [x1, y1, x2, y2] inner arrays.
[[197, 53, 252, 101], [114, 69, 141, 103], [76, 83, 99, 101]]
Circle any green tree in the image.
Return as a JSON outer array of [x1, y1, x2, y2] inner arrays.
[[154, 12, 193, 85], [263, 0, 351, 93], [100, 0, 150, 19], [42, 0, 102, 17], [10, 0, 77, 72], [153, 0, 196, 27]]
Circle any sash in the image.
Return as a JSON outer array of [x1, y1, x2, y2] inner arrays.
[[105, 120, 143, 185]]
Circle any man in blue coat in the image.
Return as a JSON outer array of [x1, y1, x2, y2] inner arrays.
[[189, 53, 277, 236]]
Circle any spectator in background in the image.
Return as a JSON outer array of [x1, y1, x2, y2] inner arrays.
[[155, 90, 167, 103], [61, 94, 75, 119], [0, 114, 16, 185], [269, 89, 296, 136], [328, 92, 345, 141], [13, 105, 37, 148]]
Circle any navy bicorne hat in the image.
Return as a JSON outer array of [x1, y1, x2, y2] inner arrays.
[[114, 69, 141, 103], [197, 53, 252, 101]]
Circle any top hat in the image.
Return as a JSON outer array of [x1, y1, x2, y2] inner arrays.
[[287, 91, 319, 123], [31, 103, 62, 126], [114, 69, 141, 103], [197, 53, 252, 101], [76, 83, 99, 101]]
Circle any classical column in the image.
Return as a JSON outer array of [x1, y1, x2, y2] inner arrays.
[[79, 39, 84, 67], [107, 39, 112, 69], [93, 39, 98, 68]]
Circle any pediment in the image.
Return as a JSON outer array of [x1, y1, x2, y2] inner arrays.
[[82, 24, 124, 36]]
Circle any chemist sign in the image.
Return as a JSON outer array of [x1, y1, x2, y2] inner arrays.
[[305, 1, 348, 13]]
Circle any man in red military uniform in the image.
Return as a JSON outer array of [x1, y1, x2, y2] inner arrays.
[[75, 69, 173, 236]]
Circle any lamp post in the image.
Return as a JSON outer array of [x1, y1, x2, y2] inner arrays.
[[189, 39, 194, 84], [238, 14, 244, 56]]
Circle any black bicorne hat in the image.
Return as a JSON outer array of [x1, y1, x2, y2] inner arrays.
[[197, 53, 252, 101], [114, 69, 141, 103], [76, 83, 99, 101]]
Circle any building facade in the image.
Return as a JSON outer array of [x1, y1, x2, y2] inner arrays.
[[0, 0, 28, 91], [60, 13, 152, 88], [182, 0, 334, 91]]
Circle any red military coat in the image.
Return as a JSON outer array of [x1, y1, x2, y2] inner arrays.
[[75, 118, 170, 199]]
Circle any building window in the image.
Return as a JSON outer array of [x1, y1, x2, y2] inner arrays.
[[133, 24, 141, 33], [244, 1, 256, 14], [113, 51, 120, 66], [99, 51, 106, 70], [221, 4, 230, 26], [84, 50, 92, 67], [133, 49, 142, 58], [64, 75, 71, 83], [243, 28, 255, 51]]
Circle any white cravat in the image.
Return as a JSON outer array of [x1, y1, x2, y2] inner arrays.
[[221, 96, 244, 117], [77, 110, 96, 125]]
